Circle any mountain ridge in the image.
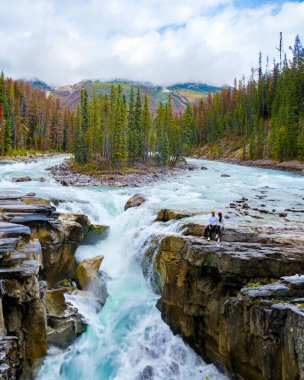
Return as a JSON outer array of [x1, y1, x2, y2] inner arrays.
[[29, 79, 222, 113]]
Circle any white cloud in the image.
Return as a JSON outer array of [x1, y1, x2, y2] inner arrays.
[[0, 0, 303, 86]]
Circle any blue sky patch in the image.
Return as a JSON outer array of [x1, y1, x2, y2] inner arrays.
[[234, 0, 303, 8]]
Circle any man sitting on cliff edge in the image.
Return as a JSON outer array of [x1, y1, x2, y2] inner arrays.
[[203, 210, 218, 241]]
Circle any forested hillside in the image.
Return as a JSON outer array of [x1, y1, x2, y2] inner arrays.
[[52, 80, 220, 114], [0, 73, 73, 155], [189, 34, 304, 162]]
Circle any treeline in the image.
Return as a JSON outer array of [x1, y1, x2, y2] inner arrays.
[[187, 34, 304, 161], [0, 72, 73, 155], [2, 33, 303, 165], [73, 85, 194, 167]]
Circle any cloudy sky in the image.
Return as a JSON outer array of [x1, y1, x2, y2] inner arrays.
[[0, 0, 303, 87]]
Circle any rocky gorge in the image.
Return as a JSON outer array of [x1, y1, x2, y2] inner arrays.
[[1, 155, 304, 380], [0, 193, 108, 379], [144, 208, 304, 379]]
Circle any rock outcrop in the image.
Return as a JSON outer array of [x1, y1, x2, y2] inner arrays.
[[46, 284, 86, 348], [0, 193, 108, 378], [76, 256, 108, 306], [0, 222, 47, 379], [156, 209, 197, 222], [147, 223, 304, 380], [124, 193, 146, 211], [222, 275, 304, 380]]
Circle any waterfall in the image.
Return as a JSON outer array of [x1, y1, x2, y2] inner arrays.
[[1, 155, 303, 379]]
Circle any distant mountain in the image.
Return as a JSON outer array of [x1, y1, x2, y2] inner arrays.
[[51, 80, 221, 113], [167, 82, 221, 93], [29, 79, 53, 91]]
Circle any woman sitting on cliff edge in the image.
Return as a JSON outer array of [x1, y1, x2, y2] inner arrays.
[[215, 211, 224, 242]]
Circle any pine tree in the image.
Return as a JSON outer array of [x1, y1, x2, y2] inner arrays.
[[297, 120, 304, 161], [113, 97, 126, 167], [142, 94, 151, 163], [127, 86, 135, 163], [0, 71, 8, 154], [133, 88, 143, 162]]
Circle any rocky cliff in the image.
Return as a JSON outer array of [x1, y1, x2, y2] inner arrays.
[[147, 213, 304, 380], [0, 193, 108, 379]]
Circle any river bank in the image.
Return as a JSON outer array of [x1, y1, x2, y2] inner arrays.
[[190, 142, 304, 175], [202, 157, 304, 175], [47, 158, 194, 187], [0, 152, 69, 163]]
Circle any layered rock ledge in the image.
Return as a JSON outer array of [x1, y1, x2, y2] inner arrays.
[[146, 219, 304, 380], [0, 193, 108, 379]]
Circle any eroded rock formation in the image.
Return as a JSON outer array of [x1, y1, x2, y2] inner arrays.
[[0, 193, 109, 379], [147, 221, 304, 380], [46, 283, 86, 348]]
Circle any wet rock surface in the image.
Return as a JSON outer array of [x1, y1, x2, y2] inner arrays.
[[11, 176, 32, 183], [46, 285, 86, 348], [156, 209, 197, 222], [147, 222, 304, 380], [0, 193, 109, 378], [76, 256, 108, 306], [124, 193, 147, 211]]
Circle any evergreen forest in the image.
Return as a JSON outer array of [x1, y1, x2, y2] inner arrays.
[[190, 34, 304, 162], [1, 34, 304, 165], [0, 72, 73, 155]]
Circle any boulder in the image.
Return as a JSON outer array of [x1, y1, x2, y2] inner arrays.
[[156, 209, 196, 222], [46, 286, 86, 348], [76, 256, 108, 305], [124, 193, 146, 211], [279, 212, 288, 217], [11, 176, 32, 182], [188, 165, 196, 171], [59, 213, 90, 237], [221, 174, 231, 177], [201, 166, 208, 170], [76, 255, 103, 288]]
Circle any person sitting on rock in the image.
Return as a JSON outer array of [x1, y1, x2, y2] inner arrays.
[[215, 211, 224, 242], [204, 210, 218, 241]]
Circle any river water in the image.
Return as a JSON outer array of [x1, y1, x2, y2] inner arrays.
[[0, 156, 303, 380]]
